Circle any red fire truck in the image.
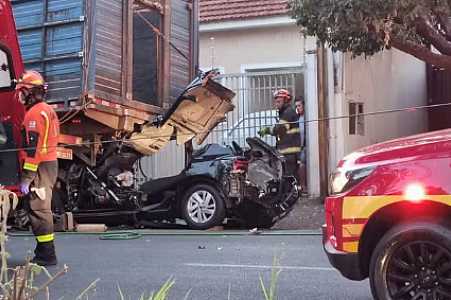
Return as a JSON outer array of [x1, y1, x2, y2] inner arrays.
[[0, 0, 25, 191], [323, 130, 451, 299]]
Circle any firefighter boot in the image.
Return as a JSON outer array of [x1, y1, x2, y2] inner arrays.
[[32, 241, 57, 266]]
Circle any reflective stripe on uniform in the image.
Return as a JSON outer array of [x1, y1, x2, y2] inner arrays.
[[40, 111, 49, 154], [280, 146, 301, 154], [36, 233, 54, 243], [23, 162, 38, 172], [287, 128, 300, 134], [279, 119, 290, 130]]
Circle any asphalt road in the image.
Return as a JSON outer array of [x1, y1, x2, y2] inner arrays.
[[6, 233, 372, 300]]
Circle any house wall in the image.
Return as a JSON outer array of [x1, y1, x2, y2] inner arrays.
[[199, 25, 316, 73], [328, 49, 428, 169], [200, 25, 322, 196]]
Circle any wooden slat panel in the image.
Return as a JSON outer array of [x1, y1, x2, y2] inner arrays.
[[94, 0, 123, 98], [170, 0, 193, 103]]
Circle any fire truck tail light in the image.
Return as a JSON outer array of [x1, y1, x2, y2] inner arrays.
[[404, 183, 426, 202]]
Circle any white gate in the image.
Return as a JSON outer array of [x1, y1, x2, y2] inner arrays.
[[202, 69, 305, 147], [139, 69, 305, 180]]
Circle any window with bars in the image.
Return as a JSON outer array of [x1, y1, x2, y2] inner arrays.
[[349, 102, 365, 135]]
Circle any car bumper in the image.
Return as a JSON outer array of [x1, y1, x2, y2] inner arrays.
[[322, 225, 366, 281]]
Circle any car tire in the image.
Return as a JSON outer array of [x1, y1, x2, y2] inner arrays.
[[369, 221, 451, 300], [181, 184, 226, 230]]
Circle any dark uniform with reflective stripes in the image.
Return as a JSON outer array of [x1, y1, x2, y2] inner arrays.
[[272, 103, 301, 178], [20, 101, 59, 264]]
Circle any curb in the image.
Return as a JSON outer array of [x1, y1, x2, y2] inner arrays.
[[8, 229, 322, 238]]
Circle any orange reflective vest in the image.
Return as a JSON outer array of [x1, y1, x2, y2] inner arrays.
[[21, 102, 60, 172]]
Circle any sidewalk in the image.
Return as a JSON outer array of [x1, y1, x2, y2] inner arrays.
[[273, 196, 324, 230]]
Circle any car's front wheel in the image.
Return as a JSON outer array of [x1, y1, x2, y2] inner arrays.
[[181, 184, 226, 230], [370, 222, 451, 300]]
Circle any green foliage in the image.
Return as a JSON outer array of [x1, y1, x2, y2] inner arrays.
[[289, 0, 451, 57], [259, 257, 282, 300], [117, 277, 185, 300]]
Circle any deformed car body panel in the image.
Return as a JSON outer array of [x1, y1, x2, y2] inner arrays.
[[139, 138, 298, 227], [245, 137, 284, 194], [128, 75, 235, 155]]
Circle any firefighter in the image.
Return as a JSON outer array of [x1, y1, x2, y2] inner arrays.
[[259, 89, 301, 179], [16, 70, 59, 266]]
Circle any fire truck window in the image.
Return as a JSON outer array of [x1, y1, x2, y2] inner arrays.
[[0, 123, 7, 145], [0, 49, 13, 89]]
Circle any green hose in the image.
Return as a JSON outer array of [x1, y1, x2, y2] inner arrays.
[[8, 230, 144, 240], [99, 232, 142, 240]]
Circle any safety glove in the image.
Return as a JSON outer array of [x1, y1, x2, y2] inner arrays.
[[258, 127, 271, 138], [20, 182, 30, 195]]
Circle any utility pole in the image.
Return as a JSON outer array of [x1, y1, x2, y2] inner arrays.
[[316, 43, 329, 198]]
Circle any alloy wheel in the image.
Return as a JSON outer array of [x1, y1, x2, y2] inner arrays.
[[187, 190, 216, 224], [386, 241, 451, 300]]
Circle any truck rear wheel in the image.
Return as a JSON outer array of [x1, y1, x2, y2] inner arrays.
[[369, 222, 451, 300]]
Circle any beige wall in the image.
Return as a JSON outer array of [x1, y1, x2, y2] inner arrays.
[[199, 24, 428, 196], [200, 26, 316, 73], [329, 49, 428, 167]]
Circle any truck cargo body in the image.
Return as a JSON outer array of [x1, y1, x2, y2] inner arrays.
[[12, 0, 199, 135], [2, 0, 246, 230]]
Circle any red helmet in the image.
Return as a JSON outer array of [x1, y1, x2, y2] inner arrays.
[[273, 89, 292, 102]]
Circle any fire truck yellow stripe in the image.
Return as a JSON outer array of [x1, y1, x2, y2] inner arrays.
[[343, 241, 359, 253], [342, 224, 365, 238], [343, 195, 451, 219]]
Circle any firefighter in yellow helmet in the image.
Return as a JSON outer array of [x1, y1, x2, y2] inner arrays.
[[259, 89, 301, 179], [16, 70, 60, 266]]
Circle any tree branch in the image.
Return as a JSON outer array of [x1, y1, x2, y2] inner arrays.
[[391, 38, 451, 69], [416, 17, 451, 56], [436, 12, 451, 41]]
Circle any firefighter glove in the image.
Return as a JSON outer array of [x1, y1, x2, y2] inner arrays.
[[258, 127, 271, 138], [20, 182, 30, 195]]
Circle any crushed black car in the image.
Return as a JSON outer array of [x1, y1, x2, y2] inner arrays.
[[11, 73, 298, 230], [46, 137, 298, 230], [140, 137, 299, 229]]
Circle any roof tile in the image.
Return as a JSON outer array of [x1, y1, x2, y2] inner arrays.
[[200, 0, 289, 23]]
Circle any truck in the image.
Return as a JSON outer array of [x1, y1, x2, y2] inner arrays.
[[1, 0, 299, 230], [323, 130, 451, 300], [0, 0, 238, 229]]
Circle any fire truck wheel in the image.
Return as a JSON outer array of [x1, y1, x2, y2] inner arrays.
[[369, 222, 451, 300], [181, 184, 226, 230]]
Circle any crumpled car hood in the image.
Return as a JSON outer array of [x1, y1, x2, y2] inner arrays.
[[129, 76, 235, 155], [245, 137, 284, 191]]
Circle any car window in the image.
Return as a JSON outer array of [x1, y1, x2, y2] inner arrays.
[[0, 48, 13, 89], [0, 122, 7, 145]]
